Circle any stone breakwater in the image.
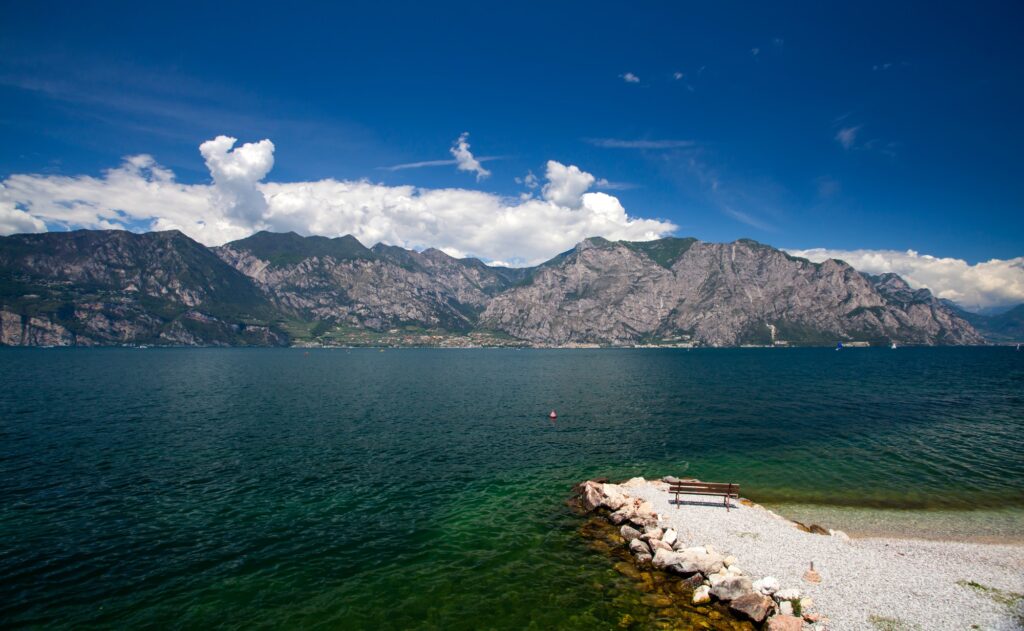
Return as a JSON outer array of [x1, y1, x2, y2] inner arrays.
[[576, 477, 815, 630], [574, 477, 1024, 631]]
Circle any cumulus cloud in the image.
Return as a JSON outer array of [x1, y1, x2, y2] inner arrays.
[[200, 136, 274, 223], [541, 161, 596, 209], [786, 247, 1024, 311], [620, 72, 640, 83], [450, 132, 491, 180], [0, 136, 675, 266], [0, 195, 47, 235], [835, 126, 861, 150]]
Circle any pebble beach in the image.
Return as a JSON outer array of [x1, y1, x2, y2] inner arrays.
[[578, 477, 1024, 630]]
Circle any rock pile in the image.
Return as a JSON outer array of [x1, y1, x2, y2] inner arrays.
[[575, 477, 825, 629]]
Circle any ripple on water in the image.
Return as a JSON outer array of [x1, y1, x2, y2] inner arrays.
[[0, 347, 1022, 628]]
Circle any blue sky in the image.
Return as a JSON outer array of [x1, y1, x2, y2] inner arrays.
[[1, 1, 1023, 306]]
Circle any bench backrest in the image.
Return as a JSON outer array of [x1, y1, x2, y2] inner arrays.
[[669, 481, 739, 495]]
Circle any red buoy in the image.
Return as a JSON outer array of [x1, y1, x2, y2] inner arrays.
[[549, 410, 558, 419]]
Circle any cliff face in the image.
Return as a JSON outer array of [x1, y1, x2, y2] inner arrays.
[[214, 232, 526, 331], [0, 230, 287, 346], [0, 230, 985, 347], [478, 238, 984, 346]]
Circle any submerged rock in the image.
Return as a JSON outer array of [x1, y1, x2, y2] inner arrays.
[[620, 525, 642, 542], [629, 538, 651, 556]]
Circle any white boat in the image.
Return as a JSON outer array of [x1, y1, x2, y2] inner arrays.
[[891, 342, 897, 350]]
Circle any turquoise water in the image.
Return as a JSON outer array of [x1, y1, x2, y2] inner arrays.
[[1, 347, 1022, 628]]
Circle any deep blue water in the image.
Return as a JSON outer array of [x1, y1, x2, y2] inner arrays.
[[1, 347, 1022, 628]]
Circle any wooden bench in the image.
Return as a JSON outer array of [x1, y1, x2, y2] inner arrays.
[[668, 480, 740, 511]]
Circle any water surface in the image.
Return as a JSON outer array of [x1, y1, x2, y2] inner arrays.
[[1, 347, 1022, 628]]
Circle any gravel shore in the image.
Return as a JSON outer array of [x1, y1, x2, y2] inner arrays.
[[623, 478, 1024, 630]]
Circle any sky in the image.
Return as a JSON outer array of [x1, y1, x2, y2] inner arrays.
[[0, 1, 1022, 310]]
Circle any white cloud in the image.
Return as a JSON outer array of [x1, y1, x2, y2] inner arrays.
[[541, 160, 595, 209], [586, 138, 695, 149], [620, 72, 640, 83], [835, 126, 861, 150], [0, 195, 47, 235], [515, 170, 539, 189], [786, 247, 1024, 311], [449, 132, 491, 180], [0, 136, 676, 267], [379, 155, 503, 172], [200, 136, 274, 224]]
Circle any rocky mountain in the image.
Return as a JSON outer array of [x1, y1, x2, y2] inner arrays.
[[1, 229, 985, 347], [479, 237, 984, 346], [214, 231, 527, 332], [941, 301, 1024, 343], [0, 230, 286, 346]]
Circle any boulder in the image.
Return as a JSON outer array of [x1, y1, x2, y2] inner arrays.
[[662, 475, 681, 484], [621, 476, 647, 488], [629, 538, 651, 556], [722, 555, 737, 567], [710, 576, 753, 601], [778, 600, 793, 616], [635, 552, 652, 565], [799, 597, 814, 611], [643, 526, 664, 541], [829, 529, 850, 542], [671, 547, 725, 575], [599, 484, 630, 511], [692, 585, 711, 605], [620, 525, 642, 542], [766, 614, 803, 631], [753, 576, 780, 596], [580, 481, 604, 511], [662, 528, 678, 546], [609, 509, 630, 525], [729, 592, 775, 623], [648, 538, 673, 553], [774, 588, 801, 601]]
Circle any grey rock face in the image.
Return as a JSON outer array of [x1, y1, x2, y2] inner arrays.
[[0, 230, 287, 346], [1, 230, 985, 347], [480, 238, 984, 346], [214, 232, 525, 332]]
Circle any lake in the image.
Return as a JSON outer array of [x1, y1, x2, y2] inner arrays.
[[1, 347, 1022, 628]]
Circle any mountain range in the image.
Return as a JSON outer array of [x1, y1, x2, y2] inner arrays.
[[0, 229, 1001, 347]]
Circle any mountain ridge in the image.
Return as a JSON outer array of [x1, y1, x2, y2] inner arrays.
[[0, 229, 988, 347]]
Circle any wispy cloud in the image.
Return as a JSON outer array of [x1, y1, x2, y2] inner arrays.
[[379, 155, 503, 172], [722, 205, 774, 231], [595, 178, 637, 190], [450, 132, 491, 180], [835, 126, 861, 150], [620, 72, 640, 83], [586, 138, 696, 149]]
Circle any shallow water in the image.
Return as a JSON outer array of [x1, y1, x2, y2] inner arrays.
[[1, 347, 1022, 628]]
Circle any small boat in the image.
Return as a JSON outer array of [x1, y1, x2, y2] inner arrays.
[[549, 410, 558, 420], [835, 342, 843, 351], [891, 342, 897, 350]]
